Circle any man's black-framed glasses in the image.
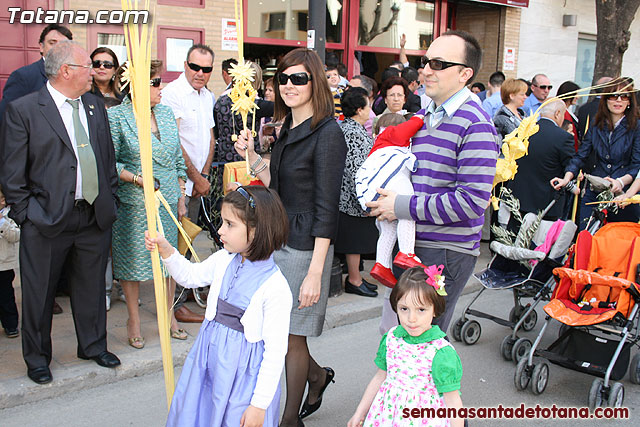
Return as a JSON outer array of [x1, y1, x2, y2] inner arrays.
[[150, 78, 162, 87], [187, 62, 213, 73], [421, 57, 469, 71]]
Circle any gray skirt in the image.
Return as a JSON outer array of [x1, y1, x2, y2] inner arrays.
[[274, 244, 334, 337]]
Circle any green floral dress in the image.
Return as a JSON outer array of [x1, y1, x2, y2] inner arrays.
[[365, 325, 462, 426], [108, 99, 187, 281]]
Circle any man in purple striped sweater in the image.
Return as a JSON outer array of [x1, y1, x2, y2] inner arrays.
[[368, 30, 499, 332]]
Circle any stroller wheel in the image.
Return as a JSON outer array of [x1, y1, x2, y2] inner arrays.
[[509, 305, 524, 324], [511, 337, 532, 364], [460, 320, 481, 345], [629, 353, 640, 384], [500, 335, 515, 361], [521, 310, 538, 332], [529, 362, 549, 395], [608, 382, 625, 407], [514, 358, 532, 391], [450, 318, 465, 342], [193, 287, 209, 309], [588, 378, 605, 410]]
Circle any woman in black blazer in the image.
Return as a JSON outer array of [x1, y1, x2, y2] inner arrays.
[[235, 48, 346, 427]]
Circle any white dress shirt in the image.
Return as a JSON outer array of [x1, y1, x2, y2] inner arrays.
[[161, 73, 215, 196], [47, 82, 88, 200]]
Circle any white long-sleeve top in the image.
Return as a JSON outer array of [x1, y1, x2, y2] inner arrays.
[[162, 248, 292, 409], [0, 207, 19, 270]]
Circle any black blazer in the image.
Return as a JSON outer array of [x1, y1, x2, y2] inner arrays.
[[0, 86, 118, 237], [576, 97, 600, 141], [508, 118, 575, 218], [0, 58, 47, 121], [269, 114, 347, 250]]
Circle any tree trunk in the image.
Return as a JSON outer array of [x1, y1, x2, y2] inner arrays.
[[593, 0, 640, 84]]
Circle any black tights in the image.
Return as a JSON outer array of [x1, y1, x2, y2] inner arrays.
[[280, 334, 327, 426]]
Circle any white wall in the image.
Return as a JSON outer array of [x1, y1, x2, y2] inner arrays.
[[518, 0, 640, 94]]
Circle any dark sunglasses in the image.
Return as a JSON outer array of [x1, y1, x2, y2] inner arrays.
[[420, 57, 469, 71], [187, 62, 213, 73], [150, 77, 161, 87], [92, 60, 115, 69], [533, 84, 553, 90], [607, 93, 631, 101], [277, 72, 312, 86]]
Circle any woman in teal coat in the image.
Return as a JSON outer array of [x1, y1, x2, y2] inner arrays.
[[108, 60, 188, 348]]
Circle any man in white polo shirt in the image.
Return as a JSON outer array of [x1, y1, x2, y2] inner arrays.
[[162, 43, 216, 222], [161, 43, 215, 324]]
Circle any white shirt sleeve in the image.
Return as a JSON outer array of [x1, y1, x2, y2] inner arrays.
[[162, 249, 224, 289], [161, 85, 184, 120]]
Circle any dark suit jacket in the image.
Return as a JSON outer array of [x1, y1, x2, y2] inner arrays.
[[576, 97, 600, 140], [0, 58, 47, 121], [0, 86, 118, 238], [508, 118, 575, 218], [269, 114, 347, 251]]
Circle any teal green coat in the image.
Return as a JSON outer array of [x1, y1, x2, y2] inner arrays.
[[108, 99, 187, 206]]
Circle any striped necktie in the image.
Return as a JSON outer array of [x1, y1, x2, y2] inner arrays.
[[66, 99, 99, 204]]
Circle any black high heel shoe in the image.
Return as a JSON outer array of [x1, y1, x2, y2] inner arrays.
[[298, 367, 335, 419]]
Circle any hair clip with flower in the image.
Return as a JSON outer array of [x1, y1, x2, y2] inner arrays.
[[424, 264, 447, 296]]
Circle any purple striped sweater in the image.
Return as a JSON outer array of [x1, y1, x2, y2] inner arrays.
[[395, 98, 500, 255]]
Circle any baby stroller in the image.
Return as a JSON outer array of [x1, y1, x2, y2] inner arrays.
[[514, 222, 640, 408], [451, 196, 577, 365]]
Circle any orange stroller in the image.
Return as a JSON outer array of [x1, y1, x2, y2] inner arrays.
[[514, 222, 640, 409]]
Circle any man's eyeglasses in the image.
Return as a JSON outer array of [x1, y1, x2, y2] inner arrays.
[[187, 62, 213, 73], [66, 63, 92, 69], [277, 72, 312, 86], [532, 84, 553, 90], [92, 60, 115, 69], [607, 93, 632, 101], [420, 57, 469, 71], [150, 78, 162, 88]]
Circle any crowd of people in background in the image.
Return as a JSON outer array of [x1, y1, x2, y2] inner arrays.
[[1, 22, 640, 427]]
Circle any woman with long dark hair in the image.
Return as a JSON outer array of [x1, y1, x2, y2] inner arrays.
[[234, 48, 346, 427], [552, 77, 640, 227], [90, 47, 121, 99]]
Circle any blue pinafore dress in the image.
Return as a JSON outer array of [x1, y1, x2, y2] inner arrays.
[[166, 255, 280, 427]]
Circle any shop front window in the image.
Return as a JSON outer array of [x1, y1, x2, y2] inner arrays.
[[575, 36, 597, 98], [246, 0, 343, 43], [358, 0, 434, 49], [97, 33, 127, 65]]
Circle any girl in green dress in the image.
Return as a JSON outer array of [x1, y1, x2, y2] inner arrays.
[[348, 267, 464, 427]]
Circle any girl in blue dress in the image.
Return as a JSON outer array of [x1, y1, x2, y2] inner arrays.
[[145, 186, 292, 427]]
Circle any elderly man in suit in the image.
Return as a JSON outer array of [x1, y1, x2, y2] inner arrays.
[[509, 99, 575, 220], [0, 24, 72, 121], [0, 40, 120, 385]]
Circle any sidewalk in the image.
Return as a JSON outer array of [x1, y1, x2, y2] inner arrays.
[[0, 236, 490, 410]]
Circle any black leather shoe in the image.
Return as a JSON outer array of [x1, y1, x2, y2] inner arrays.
[[299, 367, 335, 419], [344, 278, 378, 297], [361, 277, 378, 291], [27, 367, 52, 384], [79, 351, 121, 368]]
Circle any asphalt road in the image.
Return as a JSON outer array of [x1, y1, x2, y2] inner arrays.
[[1, 288, 637, 426]]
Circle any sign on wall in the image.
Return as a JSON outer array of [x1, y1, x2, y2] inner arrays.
[[503, 47, 516, 71], [222, 19, 238, 51]]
